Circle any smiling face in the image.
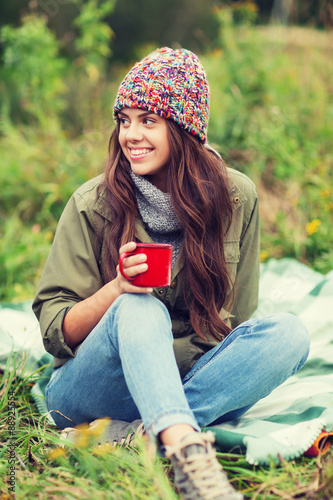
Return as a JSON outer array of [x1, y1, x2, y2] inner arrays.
[[118, 107, 171, 192]]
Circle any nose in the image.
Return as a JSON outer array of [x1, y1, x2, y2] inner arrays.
[[126, 121, 143, 142]]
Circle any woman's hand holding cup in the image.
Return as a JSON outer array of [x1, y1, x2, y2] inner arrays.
[[117, 241, 173, 294], [116, 242, 153, 295]]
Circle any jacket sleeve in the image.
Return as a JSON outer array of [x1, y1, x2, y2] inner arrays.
[[32, 192, 103, 359], [230, 183, 260, 329]]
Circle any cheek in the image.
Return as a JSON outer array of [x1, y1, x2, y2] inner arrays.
[[118, 133, 128, 155], [118, 131, 125, 147], [162, 140, 171, 163], [158, 130, 170, 161]]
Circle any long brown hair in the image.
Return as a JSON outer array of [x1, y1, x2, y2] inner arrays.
[[100, 119, 234, 341]]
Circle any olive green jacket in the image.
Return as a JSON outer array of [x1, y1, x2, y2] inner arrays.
[[32, 168, 259, 378]]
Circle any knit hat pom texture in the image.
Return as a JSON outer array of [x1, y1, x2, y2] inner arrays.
[[113, 47, 210, 143]]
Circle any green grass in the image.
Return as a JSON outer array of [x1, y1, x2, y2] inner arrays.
[[1, 357, 333, 499], [203, 24, 333, 273]]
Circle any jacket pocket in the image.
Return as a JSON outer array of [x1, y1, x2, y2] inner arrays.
[[224, 240, 240, 287], [224, 240, 240, 263]]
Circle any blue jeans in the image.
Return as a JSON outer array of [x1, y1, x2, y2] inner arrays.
[[46, 294, 310, 437]]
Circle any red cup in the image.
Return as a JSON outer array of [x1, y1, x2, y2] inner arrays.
[[118, 243, 173, 288]]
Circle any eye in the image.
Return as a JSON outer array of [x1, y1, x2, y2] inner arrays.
[[119, 116, 130, 126], [143, 117, 155, 125]]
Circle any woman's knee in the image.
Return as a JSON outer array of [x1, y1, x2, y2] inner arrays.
[[106, 293, 172, 343], [275, 312, 309, 347], [268, 312, 310, 368], [114, 293, 170, 322]]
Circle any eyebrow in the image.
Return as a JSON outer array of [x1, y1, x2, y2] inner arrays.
[[118, 110, 156, 119]]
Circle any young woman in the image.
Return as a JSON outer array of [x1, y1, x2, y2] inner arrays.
[[33, 47, 310, 500]]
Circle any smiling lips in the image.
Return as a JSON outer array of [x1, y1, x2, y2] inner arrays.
[[129, 148, 153, 158]]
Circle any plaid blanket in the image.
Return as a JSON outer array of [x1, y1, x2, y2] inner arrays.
[[1, 258, 333, 464], [207, 258, 333, 464]]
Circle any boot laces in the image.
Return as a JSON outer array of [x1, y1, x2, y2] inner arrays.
[[169, 432, 238, 500]]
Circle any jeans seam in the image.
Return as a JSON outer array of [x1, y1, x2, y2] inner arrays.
[[183, 323, 253, 387]]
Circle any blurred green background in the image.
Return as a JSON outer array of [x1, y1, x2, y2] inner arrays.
[[0, 0, 332, 301]]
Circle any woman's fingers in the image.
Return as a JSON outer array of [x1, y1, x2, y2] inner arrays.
[[119, 242, 148, 278], [119, 241, 137, 255], [123, 261, 148, 278], [121, 254, 148, 278], [115, 265, 152, 294], [123, 253, 147, 270], [117, 241, 152, 293]]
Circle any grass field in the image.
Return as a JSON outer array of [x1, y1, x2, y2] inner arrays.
[[1, 356, 333, 499]]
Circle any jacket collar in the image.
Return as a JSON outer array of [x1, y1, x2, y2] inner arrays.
[[93, 186, 156, 241], [93, 185, 113, 222]]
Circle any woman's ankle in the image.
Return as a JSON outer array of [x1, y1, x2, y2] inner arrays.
[[159, 424, 196, 447]]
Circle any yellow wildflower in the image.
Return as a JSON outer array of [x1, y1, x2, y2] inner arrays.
[[87, 418, 111, 439], [306, 219, 321, 236], [71, 422, 90, 447], [48, 446, 66, 460], [320, 189, 330, 199], [64, 418, 112, 448], [260, 250, 269, 262], [91, 442, 114, 456], [45, 231, 54, 242], [74, 431, 89, 448]]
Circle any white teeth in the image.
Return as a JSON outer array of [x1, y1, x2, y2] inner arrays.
[[130, 148, 151, 156]]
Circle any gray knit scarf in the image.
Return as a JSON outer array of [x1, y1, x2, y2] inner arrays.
[[130, 171, 183, 267]]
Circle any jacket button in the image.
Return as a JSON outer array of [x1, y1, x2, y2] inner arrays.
[[158, 289, 164, 295], [233, 196, 240, 204], [170, 281, 177, 289]]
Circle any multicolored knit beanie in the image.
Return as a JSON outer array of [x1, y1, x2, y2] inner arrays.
[[113, 47, 210, 143]]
